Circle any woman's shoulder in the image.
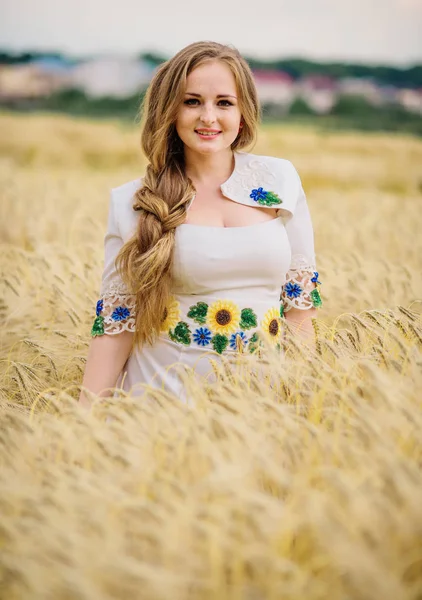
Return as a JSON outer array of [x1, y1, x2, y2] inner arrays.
[[111, 177, 143, 204], [109, 177, 143, 241]]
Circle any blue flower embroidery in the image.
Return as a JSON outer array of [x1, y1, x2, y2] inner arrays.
[[96, 299, 103, 316], [284, 282, 303, 298], [250, 187, 268, 202], [111, 306, 131, 321], [229, 331, 248, 350], [311, 271, 321, 285], [193, 327, 212, 346], [250, 187, 282, 206]]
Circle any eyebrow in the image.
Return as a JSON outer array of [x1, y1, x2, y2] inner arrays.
[[185, 92, 237, 99]]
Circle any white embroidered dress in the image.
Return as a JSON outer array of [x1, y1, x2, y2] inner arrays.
[[91, 152, 322, 401]]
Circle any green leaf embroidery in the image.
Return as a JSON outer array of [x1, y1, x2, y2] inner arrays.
[[187, 301, 209, 324], [212, 334, 229, 354], [279, 304, 284, 318], [310, 288, 323, 308], [257, 191, 282, 206], [248, 332, 261, 354], [239, 307, 258, 330], [169, 321, 191, 345], [91, 315, 105, 337]]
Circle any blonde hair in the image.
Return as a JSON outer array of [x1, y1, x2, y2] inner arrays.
[[116, 41, 261, 348]]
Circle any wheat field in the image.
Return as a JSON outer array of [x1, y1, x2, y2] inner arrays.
[[0, 111, 421, 600]]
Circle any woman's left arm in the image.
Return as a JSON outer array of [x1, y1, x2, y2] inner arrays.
[[281, 163, 322, 341]]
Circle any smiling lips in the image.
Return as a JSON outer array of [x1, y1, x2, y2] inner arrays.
[[195, 129, 221, 138]]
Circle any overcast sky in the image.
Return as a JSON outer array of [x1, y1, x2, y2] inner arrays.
[[1, 0, 421, 65]]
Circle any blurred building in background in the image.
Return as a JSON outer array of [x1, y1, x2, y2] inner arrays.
[[296, 75, 338, 114], [0, 61, 69, 100], [68, 57, 154, 98], [252, 70, 296, 113]]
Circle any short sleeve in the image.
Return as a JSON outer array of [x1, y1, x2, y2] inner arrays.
[[281, 166, 322, 312], [91, 191, 136, 336]]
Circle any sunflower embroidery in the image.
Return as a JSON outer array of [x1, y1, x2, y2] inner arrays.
[[261, 307, 282, 344], [160, 297, 181, 333], [207, 299, 240, 335]]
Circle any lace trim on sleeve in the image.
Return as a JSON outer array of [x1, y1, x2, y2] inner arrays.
[[91, 281, 136, 336], [281, 254, 322, 312]]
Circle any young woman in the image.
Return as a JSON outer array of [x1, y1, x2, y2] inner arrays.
[[79, 41, 322, 407]]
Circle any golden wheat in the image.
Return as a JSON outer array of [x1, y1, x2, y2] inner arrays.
[[0, 111, 421, 600]]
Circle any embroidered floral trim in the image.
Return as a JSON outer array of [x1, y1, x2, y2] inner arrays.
[[311, 272, 321, 285], [193, 327, 212, 346], [239, 308, 257, 330], [187, 301, 208, 324], [229, 331, 248, 351], [160, 297, 181, 333], [91, 281, 136, 336], [112, 306, 131, 321], [261, 307, 283, 345], [248, 332, 262, 354], [212, 334, 229, 354], [90, 286, 288, 355], [206, 300, 241, 336], [250, 187, 282, 206], [164, 300, 285, 355], [310, 287, 323, 308], [168, 321, 191, 345], [281, 254, 323, 311]]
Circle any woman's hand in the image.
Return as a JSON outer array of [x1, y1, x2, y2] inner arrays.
[[285, 307, 317, 345]]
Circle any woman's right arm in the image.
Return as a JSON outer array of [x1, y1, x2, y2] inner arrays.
[[79, 187, 137, 409]]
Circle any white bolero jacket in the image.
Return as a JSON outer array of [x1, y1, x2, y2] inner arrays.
[[91, 152, 322, 336]]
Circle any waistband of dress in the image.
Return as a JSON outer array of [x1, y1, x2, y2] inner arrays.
[[160, 295, 285, 355]]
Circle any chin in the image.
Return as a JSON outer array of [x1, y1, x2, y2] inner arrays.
[[185, 137, 236, 155]]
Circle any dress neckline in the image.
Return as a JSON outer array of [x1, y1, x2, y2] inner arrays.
[[177, 215, 283, 232], [186, 150, 242, 214], [183, 152, 284, 231]]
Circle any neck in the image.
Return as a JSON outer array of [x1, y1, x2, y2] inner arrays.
[[184, 148, 235, 187]]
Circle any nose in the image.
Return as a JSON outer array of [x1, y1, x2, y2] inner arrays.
[[199, 102, 217, 126]]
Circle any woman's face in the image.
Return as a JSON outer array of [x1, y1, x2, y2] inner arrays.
[[175, 60, 242, 157]]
